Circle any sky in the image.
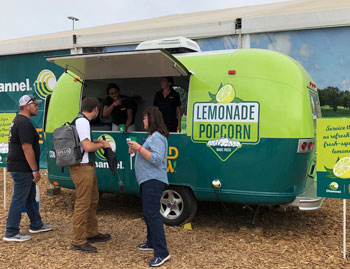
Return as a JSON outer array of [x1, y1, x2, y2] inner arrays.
[[0, 0, 290, 41]]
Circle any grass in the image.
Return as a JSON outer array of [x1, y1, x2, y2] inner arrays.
[[321, 105, 350, 118]]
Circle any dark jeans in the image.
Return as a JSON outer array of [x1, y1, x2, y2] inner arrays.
[[140, 179, 169, 257], [5, 172, 43, 237]]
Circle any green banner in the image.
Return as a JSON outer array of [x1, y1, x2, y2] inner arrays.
[[317, 118, 350, 198], [0, 50, 69, 168]]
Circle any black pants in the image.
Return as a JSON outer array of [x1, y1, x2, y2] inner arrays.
[[140, 179, 169, 257]]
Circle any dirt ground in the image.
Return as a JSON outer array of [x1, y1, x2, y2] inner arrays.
[[0, 171, 350, 269]]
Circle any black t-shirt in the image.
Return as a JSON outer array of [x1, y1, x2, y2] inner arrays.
[[153, 89, 181, 132], [7, 114, 40, 172], [104, 95, 136, 125]]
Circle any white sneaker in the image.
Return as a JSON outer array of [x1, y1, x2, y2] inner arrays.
[[3, 233, 32, 242], [29, 224, 53, 234]]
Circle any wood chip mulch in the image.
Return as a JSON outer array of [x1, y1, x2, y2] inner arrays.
[[0, 171, 350, 268]]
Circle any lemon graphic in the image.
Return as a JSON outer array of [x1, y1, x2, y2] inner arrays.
[[333, 157, 350, 178], [216, 84, 235, 104], [96, 134, 116, 160]]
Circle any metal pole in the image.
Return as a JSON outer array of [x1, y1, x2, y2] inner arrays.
[[3, 167, 6, 209], [344, 199, 346, 259]]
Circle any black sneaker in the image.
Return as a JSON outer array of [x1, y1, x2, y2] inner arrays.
[[87, 233, 111, 243], [138, 242, 154, 251], [149, 255, 171, 267], [72, 242, 97, 253]]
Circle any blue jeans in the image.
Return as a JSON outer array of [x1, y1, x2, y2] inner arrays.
[[141, 179, 169, 258], [5, 172, 43, 237]]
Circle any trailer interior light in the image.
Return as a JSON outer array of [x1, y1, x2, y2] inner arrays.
[[228, 70, 236, 75]]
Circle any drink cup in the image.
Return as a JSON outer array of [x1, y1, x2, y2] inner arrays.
[[119, 124, 125, 132], [128, 136, 137, 157]]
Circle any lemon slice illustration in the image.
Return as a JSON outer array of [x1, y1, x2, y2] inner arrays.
[[333, 157, 350, 178], [216, 84, 235, 104]]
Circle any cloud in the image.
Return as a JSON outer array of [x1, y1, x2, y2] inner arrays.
[[341, 78, 350, 91], [339, 58, 344, 65], [299, 43, 311, 60], [267, 33, 291, 54], [314, 64, 321, 70]]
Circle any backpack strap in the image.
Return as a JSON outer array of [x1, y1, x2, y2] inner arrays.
[[71, 114, 86, 157]]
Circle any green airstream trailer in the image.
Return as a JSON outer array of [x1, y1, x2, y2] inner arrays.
[[44, 46, 323, 225]]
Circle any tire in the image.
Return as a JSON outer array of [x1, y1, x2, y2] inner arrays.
[[160, 186, 198, 226]]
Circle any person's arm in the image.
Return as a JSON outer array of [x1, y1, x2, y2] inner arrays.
[[103, 104, 114, 118], [76, 117, 109, 152], [125, 109, 133, 131], [176, 106, 182, 132], [128, 141, 151, 161], [103, 98, 121, 118], [81, 139, 110, 152], [22, 143, 40, 183], [128, 135, 165, 164]]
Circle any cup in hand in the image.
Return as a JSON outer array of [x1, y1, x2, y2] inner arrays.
[[127, 136, 137, 157]]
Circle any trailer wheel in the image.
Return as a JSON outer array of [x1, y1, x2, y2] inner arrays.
[[160, 186, 197, 226]]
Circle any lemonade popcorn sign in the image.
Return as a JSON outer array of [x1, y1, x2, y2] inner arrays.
[[317, 118, 350, 198], [191, 83, 260, 161]]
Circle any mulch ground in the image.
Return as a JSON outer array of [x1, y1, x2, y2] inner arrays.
[[0, 170, 350, 268]]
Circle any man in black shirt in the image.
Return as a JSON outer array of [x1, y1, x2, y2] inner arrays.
[[3, 94, 53, 242], [153, 77, 181, 132]]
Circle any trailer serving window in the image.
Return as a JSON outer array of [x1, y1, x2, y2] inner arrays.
[[47, 49, 191, 132]]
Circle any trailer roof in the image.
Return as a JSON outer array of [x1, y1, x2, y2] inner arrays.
[[0, 0, 349, 55]]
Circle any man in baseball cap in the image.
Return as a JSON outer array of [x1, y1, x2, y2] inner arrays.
[[3, 94, 52, 242], [18, 94, 42, 106]]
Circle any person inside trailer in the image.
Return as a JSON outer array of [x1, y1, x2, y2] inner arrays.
[[153, 77, 181, 132], [103, 83, 136, 132]]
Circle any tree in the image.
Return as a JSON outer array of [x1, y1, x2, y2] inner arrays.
[[318, 86, 340, 112], [340, 91, 350, 109]]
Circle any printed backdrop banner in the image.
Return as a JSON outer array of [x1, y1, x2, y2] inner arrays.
[[317, 118, 350, 199], [0, 50, 69, 168]]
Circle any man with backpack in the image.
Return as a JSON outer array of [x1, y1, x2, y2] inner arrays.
[[3, 94, 53, 242], [69, 97, 112, 253]]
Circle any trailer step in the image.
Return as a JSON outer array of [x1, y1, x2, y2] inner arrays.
[[288, 177, 325, 210]]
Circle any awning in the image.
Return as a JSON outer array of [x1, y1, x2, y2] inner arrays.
[[46, 49, 190, 80]]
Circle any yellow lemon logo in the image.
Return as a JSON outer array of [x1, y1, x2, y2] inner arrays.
[[96, 134, 116, 160], [216, 84, 235, 104], [333, 157, 350, 178], [35, 70, 57, 99]]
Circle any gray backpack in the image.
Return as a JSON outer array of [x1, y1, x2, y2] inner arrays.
[[53, 115, 84, 167]]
